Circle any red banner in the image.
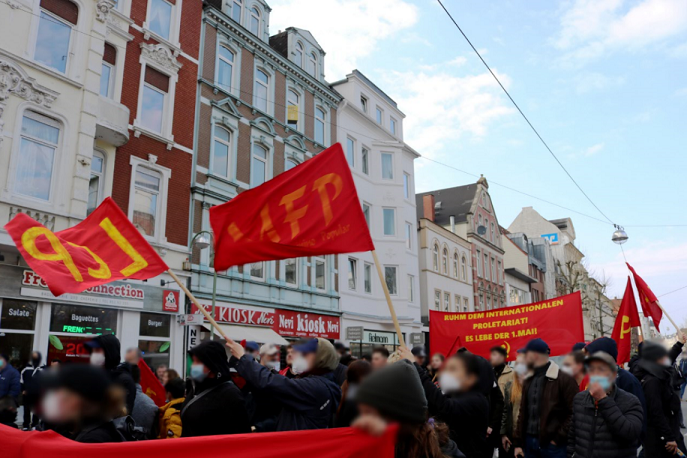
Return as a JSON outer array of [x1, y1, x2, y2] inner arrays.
[[4, 198, 168, 296], [210, 143, 374, 270], [429, 292, 584, 361], [2, 423, 396, 458], [138, 359, 167, 407], [612, 278, 641, 365]]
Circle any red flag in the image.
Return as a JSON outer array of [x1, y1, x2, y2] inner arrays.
[[4, 198, 168, 296], [626, 263, 663, 332], [137, 359, 167, 407], [210, 143, 374, 270], [611, 277, 642, 365]]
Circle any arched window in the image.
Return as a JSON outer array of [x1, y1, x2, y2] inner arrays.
[[453, 252, 458, 278], [314, 107, 325, 144], [460, 255, 467, 281], [295, 42, 303, 67], [254, 68, 269, 112], [285, 158, 298, 171], [287, 89, 300, 129], [217, 46, 234, 92], [251, 143, 267, 186], [249, 7, 260, 36], [212, 126, 231, 177], [432, 244, 439, 271], [308, 52, 317, 77], [442, 248, 448, 275]]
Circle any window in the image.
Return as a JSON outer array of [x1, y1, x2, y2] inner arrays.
[[383, 208, 395, 236], [384, 266, 398, 295], [455, 295, 461, 312], [362, 203, 371, 228], [251, 144, 267, 186], [486, 294, 492, 310], [484, 254, 489, 280], [364, 263, 372, 293], [295, 42, 303, 67], [403, 173, 410, 198], [314, 258, 326, 290], [139, 312, 172, 372], [433, 244, 439, 271], [307, 52, 317, 77], [376, 106, 383, 124], [461, 255, 467, 281], [34, 0, 78, 73], [360, 95, 368, 112], [285, 158, 298, 171], [314, 107, 325, 144], [284, 259, 297, 285], [250, 262, 264, 280], [141, 67, 169, 134], [491, 223, 495, 242], [87, 151, 105, 215], [361, 148, 369, 175], [479, 292, 484, 310], [212, 126, 231, 177], [444, 292, 451, 312], [442, 248, 448, 275], [231, 0, 242, 22], [249, 6, 260, 36], [217, 46, 234, 92], [476, 250, 482, 277], [381, 153, 393, 180], [254, 69, 269, 112], [287, 89, 300, 129], [491, 258, 496, 284], [497, 261, 503, 285], [15, 112, 60, 201], [100, 43, 116, 98], [348, 258, 357, 290], [463, 297, 469, 312], [346, 137, 355, 167], [390, 117, 397, 135], [405, 223, 412, 249], [453, 252, 458, 278], [434, 290, 441, 310], [408, 275, 414, 302], [132, 168, 161, 237], [148, 0, 172, 40]]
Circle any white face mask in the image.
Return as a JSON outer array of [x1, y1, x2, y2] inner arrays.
[[266, 361, 281, 372], [661, 358, 672, 367], [41, 391, 65, 422], [514, 363, 528, 376], [90, 352, 106, 367], [291, 355, 310, 375], [439, 373, 461, 394], [561, 365, 574, 376]]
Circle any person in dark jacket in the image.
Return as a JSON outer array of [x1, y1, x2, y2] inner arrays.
[[86, 335, 137, 415], [513, 338, 577, 458], [335, 359, 372, 427], [181, 340, 250, 437], [243, 343, 283, 432], [227, 337, 341, 431], [633, 339, 686, 456], [567, 351, 643, 458], [0, 353, 21, 426], [40, 364, 124, 443], [21, 351, 45, 429]]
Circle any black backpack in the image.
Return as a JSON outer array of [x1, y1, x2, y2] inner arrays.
[[113, 415, 148, 441]]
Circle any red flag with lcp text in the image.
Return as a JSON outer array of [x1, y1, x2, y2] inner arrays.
[[611, 277, 641, 365], [210, 143, 374, 270], [4, 197, 168, 296], [626, 263, 663, 332]]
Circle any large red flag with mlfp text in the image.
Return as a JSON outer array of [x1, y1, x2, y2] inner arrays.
[[611, 277, 641, 365], [210, 143, 374, 270], [626, 263, 663, 332], [4, 197, 168, 296]]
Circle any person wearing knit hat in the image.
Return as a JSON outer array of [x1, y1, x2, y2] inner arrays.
[[571, 342, 587, 352]]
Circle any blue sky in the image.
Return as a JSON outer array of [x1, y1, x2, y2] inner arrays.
[[269, 0, 687, 330]]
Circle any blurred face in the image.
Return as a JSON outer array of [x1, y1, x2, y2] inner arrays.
[[443, 357, 477, 392], [156, 365, 167, 379], [588, 361, 615, 379], [358, 403, 381, 418], [415, 355, 426, 366], [41, 388, 83, 423], [371, 352, 387, 370], [261, 352, 279, 365], [490, 351, 506, 367], [50, 360, 60, 368], [286, 347, 295, 365], [191, 355, 213, 378], [0, 356, 6, 369], [430, 354, 444, 370], [525, 351, 547, 369], [125, 349, 139, 365], [563, 354, 583, 378]]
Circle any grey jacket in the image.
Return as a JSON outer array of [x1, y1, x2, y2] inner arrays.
[[566, 387, 643, 458], [131, 384, 158, 435]]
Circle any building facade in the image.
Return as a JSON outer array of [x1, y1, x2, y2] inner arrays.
[[188, 0, 344, 344], [332, 70, 422, 355], [504, 229, 555, 302], [501, 229, 535, 307]]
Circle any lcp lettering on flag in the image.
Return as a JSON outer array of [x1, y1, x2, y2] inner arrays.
[[210, 143, 374, 270], [4, 197, 168, 296]]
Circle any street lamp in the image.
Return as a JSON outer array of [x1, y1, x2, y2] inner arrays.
[[611, 225, 628, 245], [191, 230, 217, 340]]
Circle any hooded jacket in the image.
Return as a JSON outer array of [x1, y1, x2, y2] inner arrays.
[[91, 335, 137, 415], [158, 397, 184, 439]]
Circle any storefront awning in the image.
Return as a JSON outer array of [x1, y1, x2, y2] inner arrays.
[[202, 323, 289, 346]]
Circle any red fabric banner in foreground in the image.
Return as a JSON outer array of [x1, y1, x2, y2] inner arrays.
[[210, 143, 374, 270], [4, 198, 168, 296], [1, 423, 396, 458], [611, 278, 642, 365], [138, 359, 166, 407], [430, 292, 584, 361], [626, 262, 663, 332]]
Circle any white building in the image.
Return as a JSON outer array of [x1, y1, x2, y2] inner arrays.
[[332, 70, 422, 355], [502, 231, 535, 306]]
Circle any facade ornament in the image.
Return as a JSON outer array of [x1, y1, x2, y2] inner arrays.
[[0, 59, 58, 107], [148, 154, 158, 164], [140, 43, 182, 74], [6, 0, 22, 9], [95, 0, 115, 23]]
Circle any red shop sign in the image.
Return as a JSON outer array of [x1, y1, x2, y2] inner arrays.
[[276, 310, 340, 339], [191, 303, 276, 327]]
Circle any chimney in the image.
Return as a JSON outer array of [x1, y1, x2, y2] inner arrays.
[[450, 215, 455, 233], [423, 194, 435, 221]]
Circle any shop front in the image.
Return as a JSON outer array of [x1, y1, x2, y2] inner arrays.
[[348, 329, 405, 358], [0, 265, 183, 373]]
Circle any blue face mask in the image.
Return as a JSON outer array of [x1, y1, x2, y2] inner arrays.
[[589, 375, 611, 391], [190, 364, 207, 382]]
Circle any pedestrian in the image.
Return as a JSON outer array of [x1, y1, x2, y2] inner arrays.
[[428, 353, 445, 381], [124, 348, 141, 365], [40, 364, 125, 443], [501, 357, 527, 457], [561, 350, 586, 387], [155, 364, 168, 383], [279, 344, 297, 379], [227, 337, 342, 431], [85, 335, 137, 415], [633, 338, 687, 456], [244, 341, 260, 359], [158, 378, 185, 439], [181, 340, 250, 437], [400, 346, 489, 458], [335, 359, 372, 427], [490, 345, 513, 457], [353, 358, 465, 458], [161, 368, 180, 387], [512, 338, 577, 458], [571, 342, 586, 352], [130, 364, 158, 437], [20, 351, 45, 429], [247, 343, 283, 432], [491, 345, 514, 396], [371, 346, 390, 370], [411, 346, 427, 367], [678, 348, 687, 401], [259, 343, 281, 372], [334, 342, 349, 358], [0, 353, 20, 427], [566, 351, 642, 458]]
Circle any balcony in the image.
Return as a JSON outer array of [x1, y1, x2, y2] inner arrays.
[[95, 96, 130, 147]]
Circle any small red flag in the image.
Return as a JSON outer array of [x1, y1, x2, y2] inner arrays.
[[138, 359, 167, 407], [611, 277, 642, 365], [4, 197, 168, 296], [210, 143, 374, 270], [626, 263, 662, 332]]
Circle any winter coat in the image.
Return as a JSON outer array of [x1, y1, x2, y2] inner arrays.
[[72, 420, 125, 443], [20, 365, 44, 396], [501, 378, 522, 438], [414, 363, 490, 458], [181, 377, 250, 437], [93, 335, 137, 414], [332, 363, 347, 387], [0, 364, 21, 399], [615, 367, 646, 439], [566, 387, 643, 458], [513, 361, 578, 448], [158, 397, 184, 439], [496, 364, 515, 396], [131, 384, 158, 435], [242, 368, 282, 433], [236, 355, 341, 432]]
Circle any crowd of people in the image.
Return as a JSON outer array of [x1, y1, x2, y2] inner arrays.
[[2, 331, 687, 457]]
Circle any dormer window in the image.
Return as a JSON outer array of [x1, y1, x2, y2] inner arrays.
[[295, 42, 303, 67], [249, 7, 260, 36], [307, 52, 317, 77], [231, 0, 242, 22]]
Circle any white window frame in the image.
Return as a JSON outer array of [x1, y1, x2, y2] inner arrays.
[[31, 8, 75, 75], [134, 58, 178, 144], [250, 141, 269, 188], [453, 252, 458, 278], [88, 149, 106, 215], [461, 255, 468, 282], [433, 243, 439, 271], [286, 85, 303, 132], [434, 289, 441, 311], [143, 0, 182, 48], [476, 250, 482, 278], [361, 146, 369, 175], [381, 152, 394, 180], [360, 94, 368, 113], [294, 41, 304, 67], [313, 257, 326, 291], [307, 51, 317, 78], [230, 0, 242, 23], [403, 172, 410, 198], [408, 275, 414, 303], [346, 136, 356, 167], [390, 117, 397, 135], [498, 260, 503, 285], [314, 104, 327, 145], [348, 257, 357, 290], [484, 253, 490, 281], [444, 292, 451, 312], [362, 202, 371, 228], [253, 65, 274, 115], [364, 262, 372, 294], [442, 247, 448, 275], [249, 262, 265, 281], [405, 222, 412, 250], [384, 265, 398, 296], [100, 61, 115, 98], [282, 258, 298, 287], [128, 156, 171, 244], [211, 125, 233, 178], [382, 207, 396, 236], [216, 42, 238, 96], [249, 5, 261, 37], [375, 106, 383, 125]]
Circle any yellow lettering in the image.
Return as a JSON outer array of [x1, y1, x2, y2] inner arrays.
[[21, 227, 83, 282], [66, 242, 111, 280], [99, 218, 149, 276], [312, 173, 343, 225], [259, 204, 280, 243], [279, 185, 309, 239]]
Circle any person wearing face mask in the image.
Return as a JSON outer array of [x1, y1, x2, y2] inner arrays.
[[335, 359, 372, 427], [20, 351, 45, 429], [246, 343, 283, 432], [562, 350, 586, 387], [634, 338, 687, 457], [85, 335, 137, 416], [227, 337, 342, 431], [567, 351, 643, 458]]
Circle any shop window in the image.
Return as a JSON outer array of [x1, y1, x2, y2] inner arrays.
[[139, 312, 171, 372], [101, 43, 116, 98], [87, 150, 105, 215], [0, 299, 37, 367], [15, 111, 61, 202], [48, 303, 117, 364], [34, 0, 78, 73]]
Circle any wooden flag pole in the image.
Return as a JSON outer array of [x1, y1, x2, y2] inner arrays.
[[656, 301, 684, 339], [166, 269, 230, 342], [371, 250, 406, 348]]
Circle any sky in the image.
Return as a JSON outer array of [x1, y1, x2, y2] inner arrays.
[[268, 0, 687, 331]]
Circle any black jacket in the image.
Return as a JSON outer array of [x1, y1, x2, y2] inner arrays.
[[72, 420, 125, 443], [181, 378, 251, 437], [414, 363, 490, 458], [94, 335, 136, 415], [566, 387, 643, 458]]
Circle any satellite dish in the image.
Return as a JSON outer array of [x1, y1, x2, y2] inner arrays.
[[477, 225, 487, 235]]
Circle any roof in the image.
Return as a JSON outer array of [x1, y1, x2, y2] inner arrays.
[[415, 184, 478, 226], [505, 268, 538, 284], [269, 31, 288, 59], [331, 70, 398, 108]]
